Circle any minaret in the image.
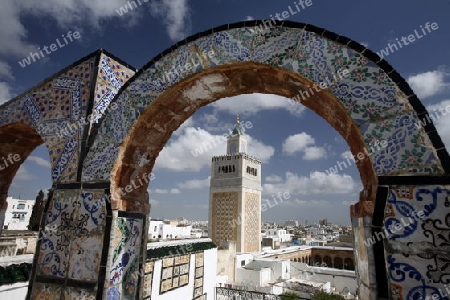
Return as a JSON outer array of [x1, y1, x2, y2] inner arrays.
[[208, 116, 262, 253]]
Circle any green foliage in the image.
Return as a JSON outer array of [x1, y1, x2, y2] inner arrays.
[[27, 189, 45, 231], [312, 291, 345, 300], [0, 263, 31, 286]]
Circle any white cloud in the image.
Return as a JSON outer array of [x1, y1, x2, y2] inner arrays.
[[170, 188, 181, 194], [149, 0, 192, 41], [342, 200, 356, 206], [303, 146, 327, 160], [282, 132, 327, 160], [27, 156, 51, 168], [265, 174, 283, 183], [211, 94, 306, 117], [263, 171, 356, 195], [154, 188, 168, 194], [14, 165, 35, 181], [246, 135, 275, 163], [282, 132, 314, 155], [150, 199, 160, 207], [245, 16, 254, 21], [154, 126, 274, 171], [0, 0, 188, 63], [0, 82, 12, 105], [178, 176, 210, 189], [427, 100, 450, 148], [0, 60, 13, 80], [407, 70, 446, 99]]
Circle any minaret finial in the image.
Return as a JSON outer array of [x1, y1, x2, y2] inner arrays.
[[236, 115, 240, 125]]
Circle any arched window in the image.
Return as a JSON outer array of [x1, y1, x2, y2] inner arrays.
[[314, 255, 322, 265], [334, 257, 343, 269], [218, 166, 221, 173], [323, 256, 332, 268], [233, 165, 235, 172], [344, 258, 354, 270]]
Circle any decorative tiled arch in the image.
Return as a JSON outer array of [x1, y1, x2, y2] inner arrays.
[[83, 20, 448, 184], [0, 20, 448, 299], [76, 20, 450, 300]]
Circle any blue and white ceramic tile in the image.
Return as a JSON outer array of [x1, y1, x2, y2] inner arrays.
[[76, 191, 107, 233], [384, 186, 450, 243], [68, 234, 103, 282], [36, 230, 70, 278], [387, 253, 450, 300]]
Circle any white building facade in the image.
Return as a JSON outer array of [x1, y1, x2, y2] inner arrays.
[[148, 220, 192, 239], [3, 197, 35, 230]]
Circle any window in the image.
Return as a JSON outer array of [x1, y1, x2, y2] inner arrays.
[[154, 226, 157, 232], [17, 203, 25, 210], [241, 260, 245, 266]]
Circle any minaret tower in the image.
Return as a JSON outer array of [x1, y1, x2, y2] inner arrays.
[[208, 116, 262, 253]]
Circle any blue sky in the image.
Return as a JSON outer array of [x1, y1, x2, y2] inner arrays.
[[1, 0, 449, 225]]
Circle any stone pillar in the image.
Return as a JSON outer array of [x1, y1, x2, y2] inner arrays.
[[352, 216, 378, 300]]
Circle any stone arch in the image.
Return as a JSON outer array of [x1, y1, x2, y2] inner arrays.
[[314, 255, 322, 265], [0, 20, 446, 299], [323, 256, 332, 268], [344, 258, 355, 270], [0, 124, 44, 214], [334, 257, 343, 269]]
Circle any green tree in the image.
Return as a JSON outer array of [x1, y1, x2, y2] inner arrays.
[[27, 189, 47, 231], [312, 291, 345, 300]]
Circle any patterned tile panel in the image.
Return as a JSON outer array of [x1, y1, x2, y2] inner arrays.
[[383, 186, 450, 300], [31, 283, 63, 299], [92, 54, 136, 125], [39, 189, 108, 282], [109, 216, 143, 300], [62, 287, 96, 299], [82, 133, 118, 180], [384, 186, 450, 250], [361, 113, 442, 175], [84, 25, 445, 181], [387, 254, 450, 300], [68, 234, 103, 282], [0, 57, 97, 184]]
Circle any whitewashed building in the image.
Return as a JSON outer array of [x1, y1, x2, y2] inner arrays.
[[148, 220, 193, 240], [3, 197, 35, 230], [264, 228, 292, 243]]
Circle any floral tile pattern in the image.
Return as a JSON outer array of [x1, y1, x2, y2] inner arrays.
[[82, 24, 444, 181], [108, 216, 143, 300]]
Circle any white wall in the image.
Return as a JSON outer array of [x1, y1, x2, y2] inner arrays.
[[236, 267, 271, 287], [203, 247, 217, 298], [290, 262, 357, 294], [0, 282, 29, 299]]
